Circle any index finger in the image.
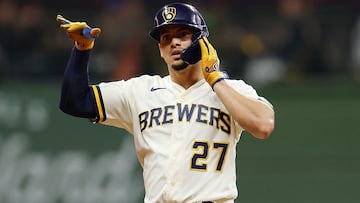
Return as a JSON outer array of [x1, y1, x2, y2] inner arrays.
[[56, 15, 72, 25], [203, 37, 217, 56], [199, 38, 209, 60]]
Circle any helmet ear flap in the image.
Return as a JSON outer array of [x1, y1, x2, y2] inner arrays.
[[180, 31, 206, 65], [192, 30, 205, 42]]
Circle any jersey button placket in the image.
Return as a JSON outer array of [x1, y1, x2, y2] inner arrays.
[[166, 100, 184, 192]]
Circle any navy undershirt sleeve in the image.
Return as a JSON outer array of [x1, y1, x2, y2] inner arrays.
[[59, 47, 97, 119]]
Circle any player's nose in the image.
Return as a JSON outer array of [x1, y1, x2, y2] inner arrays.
[[170, 37, 181, 47]]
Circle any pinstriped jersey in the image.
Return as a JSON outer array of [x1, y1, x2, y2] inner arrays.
[[91, 75, 271, 203]]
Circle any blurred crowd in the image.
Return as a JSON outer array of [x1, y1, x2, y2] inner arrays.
[[0, 0, 359, 85]]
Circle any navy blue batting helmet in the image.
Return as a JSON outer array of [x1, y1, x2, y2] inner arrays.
[[149, 2, 209, 41]]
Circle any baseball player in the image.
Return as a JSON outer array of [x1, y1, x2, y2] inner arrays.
[[56, 2, 275, 203]]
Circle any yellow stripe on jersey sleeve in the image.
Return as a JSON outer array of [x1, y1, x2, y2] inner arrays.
[[91, 85, 105, 122]]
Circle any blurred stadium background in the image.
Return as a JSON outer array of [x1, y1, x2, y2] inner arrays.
[[0, 0, 359, 202]]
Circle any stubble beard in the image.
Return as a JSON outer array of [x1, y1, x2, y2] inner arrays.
[[171, 61, 189, 71]]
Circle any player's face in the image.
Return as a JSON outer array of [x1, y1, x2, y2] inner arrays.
[[158, 25, 194, 70]]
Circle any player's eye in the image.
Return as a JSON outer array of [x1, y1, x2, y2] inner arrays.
[[176, 30, 192, 39], [181, 30, 191, 37], [160, 34, 171, 44]]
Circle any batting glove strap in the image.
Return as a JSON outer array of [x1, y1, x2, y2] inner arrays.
[[207, 71, 229, 89], [74, 27, 101, 50]]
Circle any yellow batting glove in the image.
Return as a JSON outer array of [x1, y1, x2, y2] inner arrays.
[[199, 37, 228, 88], [56, 15, 101, 50]]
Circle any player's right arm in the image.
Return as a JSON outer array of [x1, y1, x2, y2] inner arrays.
[[57, 15, 103, 122]]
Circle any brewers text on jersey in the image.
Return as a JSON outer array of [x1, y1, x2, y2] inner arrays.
[[138, 103, 231, 134]]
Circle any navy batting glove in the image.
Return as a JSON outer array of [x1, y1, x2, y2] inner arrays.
[[181, 31, 206, 65]]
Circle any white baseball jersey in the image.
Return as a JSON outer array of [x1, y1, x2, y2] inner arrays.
[[91, 75, 271, 203]]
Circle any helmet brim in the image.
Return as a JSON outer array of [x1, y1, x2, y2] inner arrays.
[[149, 23, 203, 42]]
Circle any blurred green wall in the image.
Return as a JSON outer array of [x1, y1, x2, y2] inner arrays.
[[237, 81, 360, 203], [0, 81, 359, 203]]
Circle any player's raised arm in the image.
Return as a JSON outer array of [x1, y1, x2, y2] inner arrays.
[[56, 15, 101, 121], [199, 37, 275, 139]]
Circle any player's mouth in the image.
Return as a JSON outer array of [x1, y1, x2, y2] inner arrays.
[[171, 49, 182, 60]]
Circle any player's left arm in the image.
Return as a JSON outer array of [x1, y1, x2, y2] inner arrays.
[[213, 81, 275, 139], [199, 37, 275, 139]]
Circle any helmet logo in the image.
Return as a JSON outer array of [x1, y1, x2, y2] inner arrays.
[[162, 7, 176, 22]]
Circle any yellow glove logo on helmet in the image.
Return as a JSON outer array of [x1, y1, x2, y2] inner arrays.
[[162, 7, 176, 22]]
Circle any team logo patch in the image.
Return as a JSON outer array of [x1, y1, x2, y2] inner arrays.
[[162, 7, 176, 22]]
